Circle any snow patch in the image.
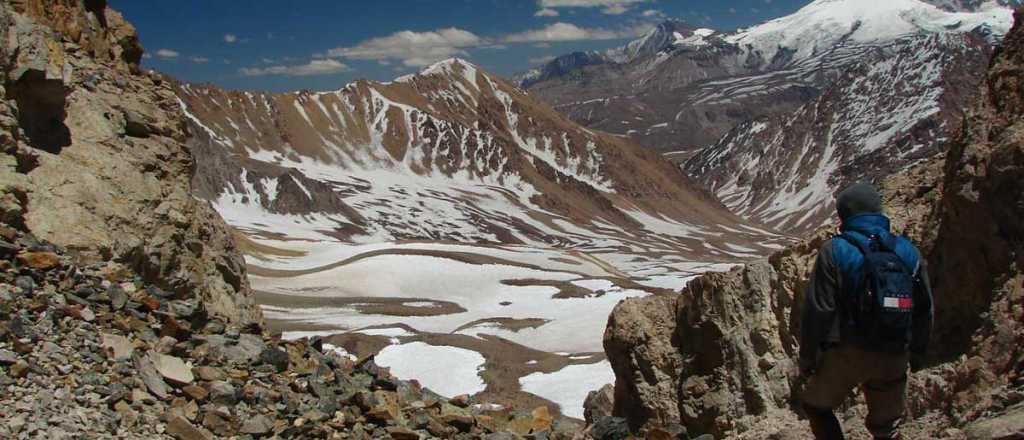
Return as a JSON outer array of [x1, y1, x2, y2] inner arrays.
[[375, 342, 486, 397], [519, 361, 616, 420]]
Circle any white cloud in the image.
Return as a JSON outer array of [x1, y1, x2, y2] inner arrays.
[[224, 33, 237, 43], [155, 49, 179, 59], [529, 55, 557, 65], [539, 0, 647, 6], [538, 0, 648, 14], [190, 56, 209, 64], [602, 4, 629, 15], [327, 28, 485, 67], [240, 59, 351, 77], [503, 22, 639, 43], [641, 9, 665, 18], [535, 8, 560, 17]]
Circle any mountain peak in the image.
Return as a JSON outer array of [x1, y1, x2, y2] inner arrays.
[[422, 57, 474, 72], [726, 0, 1013, 67], [610, 19, 703, 62], [391, 57, 484, 85]]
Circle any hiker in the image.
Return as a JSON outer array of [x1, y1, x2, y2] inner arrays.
[[797, 182, 934, 440]]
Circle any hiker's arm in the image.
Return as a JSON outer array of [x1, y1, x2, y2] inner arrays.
[[799, 241, 839, 374], [910, 257, 934, 368]]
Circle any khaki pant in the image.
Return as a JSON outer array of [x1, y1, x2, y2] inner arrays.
[[801, 345, 909, 438]]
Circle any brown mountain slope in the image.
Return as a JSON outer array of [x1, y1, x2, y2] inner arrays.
[[175, 59, 791, 261]]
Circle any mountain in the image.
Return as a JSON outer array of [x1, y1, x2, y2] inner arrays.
[[174, 58, 792, 417], [177, 58, 783, 257], [522, 0, 1011, 155], [924, 0, 1022, 11], [516, 20, 702, 89], [683, 32, 993, 233], [603, 8, 1024, 438]]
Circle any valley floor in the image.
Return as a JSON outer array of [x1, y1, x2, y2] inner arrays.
[[243, 237, 746, 419]]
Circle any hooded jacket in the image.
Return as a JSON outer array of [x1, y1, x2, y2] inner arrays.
[[799, 213, 934, 370]]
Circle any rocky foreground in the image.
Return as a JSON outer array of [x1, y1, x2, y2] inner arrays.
[[0, 225, 581, 439]]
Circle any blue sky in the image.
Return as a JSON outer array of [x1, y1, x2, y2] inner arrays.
[[112, 0, 809, 92]]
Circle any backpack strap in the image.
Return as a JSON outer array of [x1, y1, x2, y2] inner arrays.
[[832, 233, 870, 329], [836, 232, 871, 256]]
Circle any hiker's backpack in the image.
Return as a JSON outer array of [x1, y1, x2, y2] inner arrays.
[[835, 232, 917, 352]]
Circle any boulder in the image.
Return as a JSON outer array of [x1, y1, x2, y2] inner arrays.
[[207, 381, 236, 405], [963, 405, 1024, 440], [590, 416, 630, 440], [134, 355, 171, 400], [239, 414, 274, 435], [387, 426, 422, 440], [149, 352, 194, 386], [259, 347, 289, 372], [100, 333, 133, 361], [16, 251, 59, 270], [583, 384, 614, 425], [166, 415, 213, 440]]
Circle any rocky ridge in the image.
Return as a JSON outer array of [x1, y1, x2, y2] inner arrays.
[[0, 0, 260, 325], [599, 9, 1024, 439]]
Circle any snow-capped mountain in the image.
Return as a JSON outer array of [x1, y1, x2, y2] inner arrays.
[[605, 19, 706, 63], [923, 0, 1021, 11], [516, 20, 702, 88], [726, 0, 1007, 68], [178, 59, 784, 256], [522, 0, 1011, 154], [684, 32, 992, 233]]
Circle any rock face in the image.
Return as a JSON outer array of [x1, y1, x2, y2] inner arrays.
[[0, 1, 260, 325], [602, 8, 1024, 438], [604, 232, 826, 437], [683, 32, 992, 234]]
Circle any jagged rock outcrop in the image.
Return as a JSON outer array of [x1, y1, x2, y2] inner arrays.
[[602, 8, 1024, 439], [604, 232, 827, 437], [0, 1, 261, 325]]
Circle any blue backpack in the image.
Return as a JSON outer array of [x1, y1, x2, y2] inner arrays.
[[836, 232, 916, 351]]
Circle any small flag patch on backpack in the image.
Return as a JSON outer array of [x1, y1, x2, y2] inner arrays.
[[883, 297, 913, 309]]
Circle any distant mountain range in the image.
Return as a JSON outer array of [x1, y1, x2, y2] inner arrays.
[[520, 0, 1012, 232]]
